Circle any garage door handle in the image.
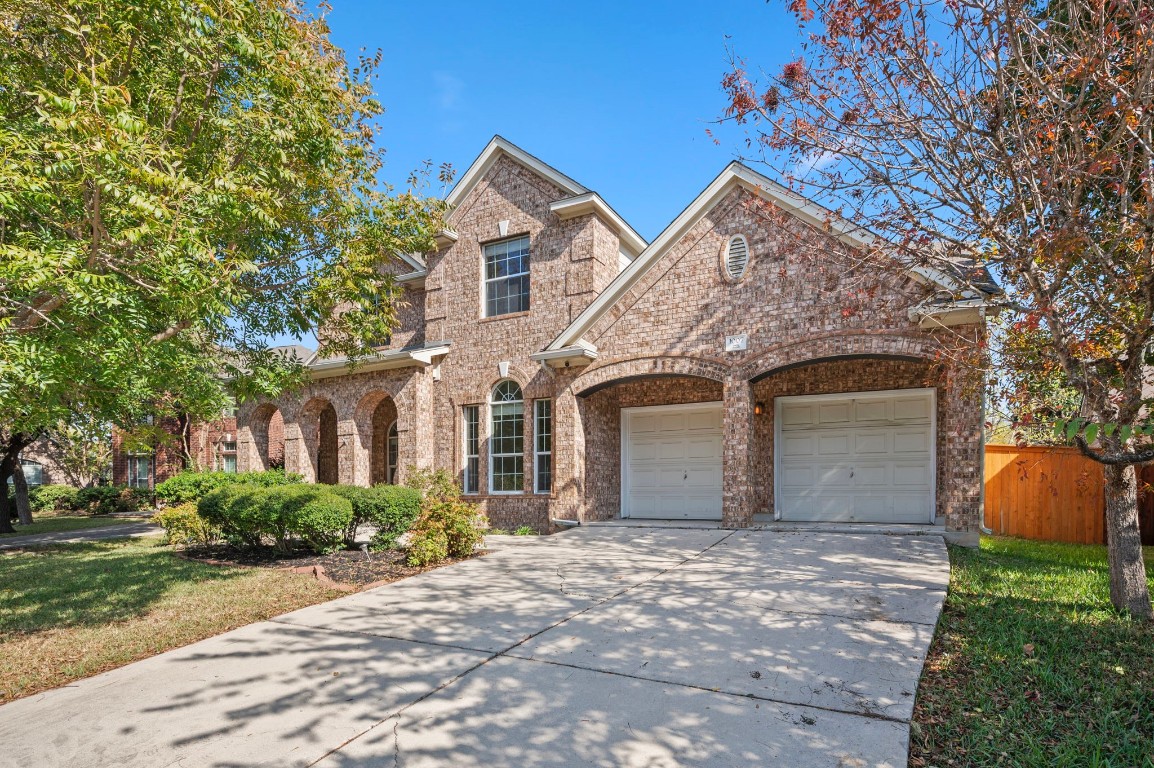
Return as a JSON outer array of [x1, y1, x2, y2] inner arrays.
[[850, 468, 854, 478], [684, 471, 688, 480]]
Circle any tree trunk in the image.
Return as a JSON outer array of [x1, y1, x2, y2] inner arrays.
[[1103, 463, 1153, 620], [12, 459, 32, 526], [0, 458, 16, 535]]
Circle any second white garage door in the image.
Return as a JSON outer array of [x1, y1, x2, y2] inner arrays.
[[622, 402, 723, 520], [775, 389, 936, 524]]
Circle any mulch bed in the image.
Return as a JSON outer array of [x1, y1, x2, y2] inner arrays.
[[180, 545, 481, 590]]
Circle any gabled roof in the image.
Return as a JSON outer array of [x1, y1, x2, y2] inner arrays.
[[546, 162, 990, 352], [443, 136, 647, 256]]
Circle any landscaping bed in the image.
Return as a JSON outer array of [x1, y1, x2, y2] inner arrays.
[[910, 536, 1154, 768], [181, 544, 482, 587]]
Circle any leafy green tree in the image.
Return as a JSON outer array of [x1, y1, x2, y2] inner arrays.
[[0, 1, 448, 531]]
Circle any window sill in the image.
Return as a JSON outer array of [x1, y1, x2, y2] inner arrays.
[[479, 310, 530, 324]]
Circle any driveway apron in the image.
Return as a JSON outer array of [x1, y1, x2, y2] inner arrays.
[[0, 526, 948, 768]]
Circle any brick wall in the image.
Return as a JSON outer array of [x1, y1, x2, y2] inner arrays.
[[111, 414, 238, 488]]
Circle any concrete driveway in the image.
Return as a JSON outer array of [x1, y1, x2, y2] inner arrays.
[[0, 526, 948, 768]]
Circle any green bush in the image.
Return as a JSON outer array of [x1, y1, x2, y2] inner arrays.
[[29, 484, 79, 513], [406, 527, 449, 567], [75, 484, 148, 515], [403, 467, 461, 502], [197, 484, 352, 554], [331, 484, 423, 550], [156, 468, 300, 505], [151, 502, 222, 547], [514, 525, 537, 536], [406, 498, 486, 565]]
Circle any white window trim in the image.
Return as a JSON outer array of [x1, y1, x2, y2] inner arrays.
[[489, 381, 525, 495], [463, 405, 480, 495], [386, 421, 399, 485], [482, 235, 531, 318], [534, 399, 552, 494]]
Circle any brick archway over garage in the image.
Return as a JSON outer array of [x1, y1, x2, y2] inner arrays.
[[735, 331, 945, 383], [573, 356, 729, 398]]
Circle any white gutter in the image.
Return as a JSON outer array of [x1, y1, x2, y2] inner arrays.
[[529, 343, 598, 369], [308, 343, 451, 380]]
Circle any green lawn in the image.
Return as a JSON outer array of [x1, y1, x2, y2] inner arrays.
[[911, 537, 1154, 768], [0, 538, 342, 703], [0, 514, 147, 538]]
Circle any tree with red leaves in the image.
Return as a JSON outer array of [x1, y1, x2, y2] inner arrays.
[[723, 0, 1154, 618]]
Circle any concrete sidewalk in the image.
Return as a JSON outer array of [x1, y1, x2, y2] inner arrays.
[[0, 526, 948, 767]]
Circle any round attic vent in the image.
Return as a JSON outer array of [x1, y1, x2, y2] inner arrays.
[[725, 235, 751, 280]]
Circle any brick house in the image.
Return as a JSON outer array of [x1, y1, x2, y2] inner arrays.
[[237, 137, 997, 544]]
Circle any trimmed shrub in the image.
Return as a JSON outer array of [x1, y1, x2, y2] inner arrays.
[[406, 499, 487, 565], [75, 484, 148, 515], [152, 503, 222, 547], [156, 468, 300, 505], [331, 484, 423, 550], [403, 467, 461, 502], [29, 484, 79, 513], [197, 484, 353, 554]]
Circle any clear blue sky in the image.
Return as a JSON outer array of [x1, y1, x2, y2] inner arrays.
[[274, 1, 801, 348], [324, 0, 800, 241]]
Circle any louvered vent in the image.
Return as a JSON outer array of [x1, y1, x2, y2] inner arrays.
[[725, 235, 750, 279]]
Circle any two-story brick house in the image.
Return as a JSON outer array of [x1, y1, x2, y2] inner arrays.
[[237, 136, 997, 544]]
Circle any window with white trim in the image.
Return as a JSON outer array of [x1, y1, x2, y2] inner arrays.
[[534, 399, 552, 494], [489, 381, 524, 492], [463, 406, 480, 494], [483, 235, 530, 317], [217, 441, 237, 474], [127, 454, 151, 489], [386, 422, 399, 484], [19, 460, 43, 487]]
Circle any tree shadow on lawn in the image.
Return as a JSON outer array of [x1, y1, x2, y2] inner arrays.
[[0, 539, 252, 635]]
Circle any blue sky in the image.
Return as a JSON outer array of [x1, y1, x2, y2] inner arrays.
[[324, 0, 802, 240]]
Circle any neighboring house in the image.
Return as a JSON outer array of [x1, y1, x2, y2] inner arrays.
[[17, 437, 72, 487], [236, 136, 999, 543]]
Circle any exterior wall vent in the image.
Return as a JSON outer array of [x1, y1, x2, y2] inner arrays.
[[725, 235, 751, 280]]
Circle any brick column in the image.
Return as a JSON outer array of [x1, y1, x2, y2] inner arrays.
[[282, 421, 313, 483], [547, 384, 585, 524], [394, 368, 435, 485], [722, 376, 755, 528], [944, 362, 984, 540], [337, 419, 358, 486]]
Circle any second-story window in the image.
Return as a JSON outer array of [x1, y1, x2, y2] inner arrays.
[[483, 235, 530, 317]]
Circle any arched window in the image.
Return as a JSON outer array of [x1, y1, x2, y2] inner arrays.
[[490, 381, 524, 492], [724, 234, 751, 280], [386, 422, 399, 484]]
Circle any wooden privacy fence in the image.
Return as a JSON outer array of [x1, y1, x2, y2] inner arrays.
[[984, 444, 1154, 545]]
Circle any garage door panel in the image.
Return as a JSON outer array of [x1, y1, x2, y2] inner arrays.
[[687, 437, 720, 459], [782, 434, 814, 456], [624, 403, 723, 520], [893, 462, 932, 487], [776, 390, 935, 524], [818, 402, 852, 425], [854, 464, 889, 486], [854, 399, 889, 422], [893, 429, 930, 453], [854, 431, 888, 454], [781, 404, 815, 428], [817, 434, 850, 456]]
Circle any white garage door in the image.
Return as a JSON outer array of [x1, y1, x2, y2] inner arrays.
[[776, 389, 936, 523], [622, 402, 723, 520]]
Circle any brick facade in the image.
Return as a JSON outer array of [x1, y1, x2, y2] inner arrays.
[[112, 414, 238, 489], [235, 139, 989, 540]]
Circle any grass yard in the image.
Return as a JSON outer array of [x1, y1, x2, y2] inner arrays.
[[0, 513, 147, 538], [0, 538, 342, 703], [911, 536, 1154, 768]]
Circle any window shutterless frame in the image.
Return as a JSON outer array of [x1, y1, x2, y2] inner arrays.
[[489, 381, 524, 493], [534, 399, 552, 494], [462, 405, 480, 495], [482, 235, 530, 317]]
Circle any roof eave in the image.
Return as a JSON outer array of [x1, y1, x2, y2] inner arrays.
[[307, 343, 451, 379]]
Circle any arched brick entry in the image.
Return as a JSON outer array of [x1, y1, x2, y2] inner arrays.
[[247, 404, 285, 471], [296, 397, 339, 485], [371, 398, 398, 485], [573, 356, 728, 397]]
